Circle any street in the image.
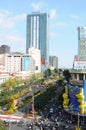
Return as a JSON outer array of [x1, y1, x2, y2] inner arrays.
[[7, 123, 26, 130]]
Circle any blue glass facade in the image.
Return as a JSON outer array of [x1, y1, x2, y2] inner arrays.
[[24, 57, 30, 71], [26, 12, 49, 63]]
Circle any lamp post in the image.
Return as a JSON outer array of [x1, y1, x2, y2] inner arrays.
[[77, 113, 80, 130], [9, 116, 11, 130], [32, 92, 35, 120], [32, 92, 35, 130]]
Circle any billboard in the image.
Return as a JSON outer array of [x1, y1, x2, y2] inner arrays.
[[74, 61, 86, 69], [24, 57, 30, 71]]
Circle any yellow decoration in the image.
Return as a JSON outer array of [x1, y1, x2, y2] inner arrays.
[[65, 86, 68, 94], [76, 88, 85, 114], [62, 85, 69, 109]]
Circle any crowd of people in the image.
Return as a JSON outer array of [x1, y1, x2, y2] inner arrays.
[[3, 85, 86, 130]]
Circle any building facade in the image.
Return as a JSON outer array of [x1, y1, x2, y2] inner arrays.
[[28, 48, 41, 73], [49, 56, 58, 69], [0, 53, 35, 75], [71, 26, 86, 80], [26, 12, 49, 63], [0, 45, 10, 54], [78, 26, 86, 61]]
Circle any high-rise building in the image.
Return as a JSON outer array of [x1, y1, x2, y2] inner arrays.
[[49, 56, 58, 68], [26, 12, 49, 63], [0, 45, 10, 54], [78, 26, 86, 61]]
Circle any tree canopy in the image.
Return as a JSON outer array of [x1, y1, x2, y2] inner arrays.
[[44, 69, 51, 78], [63, 69, 71, 82]]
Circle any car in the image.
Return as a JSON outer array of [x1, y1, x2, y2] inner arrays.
[[3, 107, 8, 111], [3, 105, 10, 111]]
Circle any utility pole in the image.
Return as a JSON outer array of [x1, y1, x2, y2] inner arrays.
[[77, 113, 80, 130], [9, 117, 11, 130], [32, 93, 35, 120], [31, 91, 35, 130]]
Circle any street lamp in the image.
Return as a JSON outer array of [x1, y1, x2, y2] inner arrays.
[[32, 93, 35, 120], [77, 113, 80, 130], [31, 92, 35, 130], [9, 116, 11, 130], [78, 113, 80, 128]]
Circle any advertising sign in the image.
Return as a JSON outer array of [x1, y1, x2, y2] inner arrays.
[[24, 57, 30, 71]]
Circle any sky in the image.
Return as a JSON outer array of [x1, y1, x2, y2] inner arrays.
[[0, 0, 86, 68]]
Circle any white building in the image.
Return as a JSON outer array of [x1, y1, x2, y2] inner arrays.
[[28, 48, 41, 73], [5, 53, 22, 72], [0, 53, 35, 76]]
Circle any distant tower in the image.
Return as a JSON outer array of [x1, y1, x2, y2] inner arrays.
[[78, 26, 86, 61], [0, 45, 10, 54], [26, 12, 49, 63], [49, 56, 58, 68]]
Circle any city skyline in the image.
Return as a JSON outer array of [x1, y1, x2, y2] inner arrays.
[[0, 0, 86, 68]]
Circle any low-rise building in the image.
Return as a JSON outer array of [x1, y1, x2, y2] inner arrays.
[[0, 53, 35, 78], [0, 45, 10, 54], [49, 56, 58, 69]]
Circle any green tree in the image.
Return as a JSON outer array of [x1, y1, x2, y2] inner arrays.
[[44, 69, 51, 78], [3, 78, 16, 90], [54, 68, 58, 74], [34, 86, 57, 110], [15, 78, 23, 87], [0, 120, 7, 130], [63, 69, 71, 82], [52, 68, 58, 76], [58, 79, 64, 86], [8, 78, 17, 88], [37, 79, 44, 86], [3, 81, 10, 90]]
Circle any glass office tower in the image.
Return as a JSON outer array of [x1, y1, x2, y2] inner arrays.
[[78, 26, 86, 61], [26, 12, 49, 63]]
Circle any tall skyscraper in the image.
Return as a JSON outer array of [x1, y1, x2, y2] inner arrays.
[[78, 26, 86, 61], [26, 12, 49, 63]]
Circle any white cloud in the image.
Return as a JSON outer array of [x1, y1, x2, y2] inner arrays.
[[5, 35, 25, 44], [0, 10, 26, 29], [70, 14, 79, 20], [50, 21, 67, 29], [0, 31, 26, 52], [31, 2, 44, 11], [0, 10, 11, 16], [0, 10, 26, 52], [50, 9, 57, 19], [13, 13, 26, 22], [49, 32, 57, 37], [56, 22, 67, 26], [0, 11, 14, 28], [5, 34, 26, 52]]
